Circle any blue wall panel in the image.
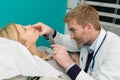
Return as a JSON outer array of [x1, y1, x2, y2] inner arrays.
[[0, 0, 67, 47]]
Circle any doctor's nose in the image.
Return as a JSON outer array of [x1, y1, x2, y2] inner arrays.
[[70, 32, 75, 39]]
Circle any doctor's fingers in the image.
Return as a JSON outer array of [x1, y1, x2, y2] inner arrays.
[[32, 22, 51, 35], [32, 22, 47, 28], [52, 44, 66, 50], [52, 48, 61, 55], [53, 47, 68, 56]]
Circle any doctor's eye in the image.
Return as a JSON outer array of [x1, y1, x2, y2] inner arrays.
[[70, 29, 76, 33]]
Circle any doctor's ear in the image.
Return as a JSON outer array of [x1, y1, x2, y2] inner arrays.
[[86, 23, 93, 32]]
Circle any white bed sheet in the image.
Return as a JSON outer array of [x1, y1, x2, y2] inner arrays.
[[0, 38, 62, 80]]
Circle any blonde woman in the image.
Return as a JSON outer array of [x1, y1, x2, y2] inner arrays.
[[0, 23, 51, 60], [0, 23, 73, 80]]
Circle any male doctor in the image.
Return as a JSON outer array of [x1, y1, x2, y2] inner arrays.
[[33, 4, 120, 80]]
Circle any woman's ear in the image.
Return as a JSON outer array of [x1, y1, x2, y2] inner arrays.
[[24, 42, 30, 48], [26, 44, 30, 48], [21, 39, 30, 48]]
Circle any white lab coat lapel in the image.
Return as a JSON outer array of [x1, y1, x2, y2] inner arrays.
[[79, 46, 88, 70]]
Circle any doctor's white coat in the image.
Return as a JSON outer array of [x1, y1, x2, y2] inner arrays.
[[53, 28, 120, 80]]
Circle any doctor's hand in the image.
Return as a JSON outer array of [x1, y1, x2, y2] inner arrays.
[[51, 44, 74, 69], [32, 22, 54, 36]]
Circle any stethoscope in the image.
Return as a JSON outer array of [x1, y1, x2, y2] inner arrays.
[[90, 31, 107, 72]]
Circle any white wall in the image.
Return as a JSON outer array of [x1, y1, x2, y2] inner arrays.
[[65, 0, 80, 34]]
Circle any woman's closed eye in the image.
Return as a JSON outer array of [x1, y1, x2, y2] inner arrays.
[[22, 27, 27, 31], [23, 27, 27, 31]]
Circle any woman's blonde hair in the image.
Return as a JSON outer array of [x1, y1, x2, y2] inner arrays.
[[0, 23, 25, 44], [0, 23, 50, 60]]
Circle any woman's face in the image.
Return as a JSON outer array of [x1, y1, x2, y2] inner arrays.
[[15, 24, 39, 45]]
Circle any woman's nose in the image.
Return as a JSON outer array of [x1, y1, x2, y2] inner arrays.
[[24, 24, 31, 27], [26, 25, 33, 28]]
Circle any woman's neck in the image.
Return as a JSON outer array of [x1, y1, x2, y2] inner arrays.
[[28, 44, 51, 60], [28, 44, 42, 57]]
